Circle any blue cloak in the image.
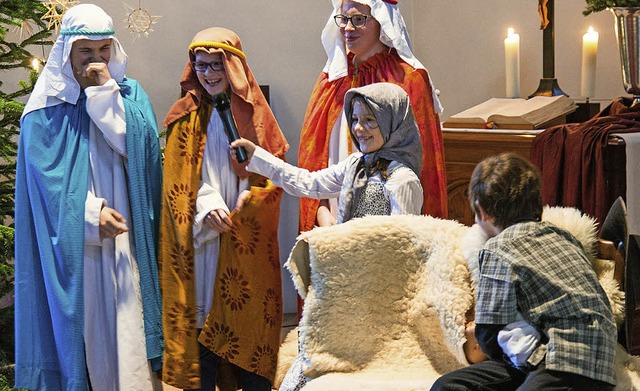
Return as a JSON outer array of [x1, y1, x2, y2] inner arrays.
[[14, 78, 163, 391]]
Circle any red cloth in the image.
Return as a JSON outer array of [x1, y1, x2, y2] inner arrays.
[[297, 49, 447, 233], [531, 97, 640, 227]]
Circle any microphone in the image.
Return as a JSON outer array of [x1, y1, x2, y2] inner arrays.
[[213, 92, 248, 163]]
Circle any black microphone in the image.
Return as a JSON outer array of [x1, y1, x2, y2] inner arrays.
[[213, 92, 248, 163]]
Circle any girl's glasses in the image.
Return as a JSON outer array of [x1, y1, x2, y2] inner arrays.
[[192, 61, 224, 72]]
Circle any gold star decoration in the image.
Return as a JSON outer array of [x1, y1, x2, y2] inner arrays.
[[13, 19, 36, 40], [40, 0, 80, 34], [123, 1, 161, 42]]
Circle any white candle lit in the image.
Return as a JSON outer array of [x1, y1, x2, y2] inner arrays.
[[504, 28, 521, 98], [581, 26, 599, 98]]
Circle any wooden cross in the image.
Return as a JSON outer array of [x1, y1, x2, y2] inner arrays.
[[530, 0, 568, 97]]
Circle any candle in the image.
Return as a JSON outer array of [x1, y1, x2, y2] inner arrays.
[[581, 26, 599, 98], [504, 28, 521, 98]]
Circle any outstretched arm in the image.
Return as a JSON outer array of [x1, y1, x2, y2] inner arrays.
[[231, 138, 345, 200]]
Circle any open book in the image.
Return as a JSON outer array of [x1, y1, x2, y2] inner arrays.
[[442, 96, 577, 130]]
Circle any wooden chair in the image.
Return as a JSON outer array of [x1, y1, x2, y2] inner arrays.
[[625, 235, 640, 355], [599, 197, 628, 288], [597, 197, 640, 355]]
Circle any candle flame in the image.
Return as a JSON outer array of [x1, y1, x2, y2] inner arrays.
[[508, 28, 515, 37], [588, 26, 595, 34]]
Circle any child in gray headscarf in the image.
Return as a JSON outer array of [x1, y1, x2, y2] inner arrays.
[[231, 82, 423, 223]]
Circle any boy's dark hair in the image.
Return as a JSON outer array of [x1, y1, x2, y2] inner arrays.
[[468, 153, 542, 229]]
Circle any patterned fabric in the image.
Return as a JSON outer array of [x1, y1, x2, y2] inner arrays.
[[198, 178, 284, 379], [161, 105, 284, 388], [298, 50, 447, 233], [353, 181, 390, 218], [278, 354, 309, 391], [476, 221, 617, 385], [161, 28, 288, 389]]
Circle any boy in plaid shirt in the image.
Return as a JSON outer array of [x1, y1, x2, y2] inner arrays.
[[432, 153, 616, 390]]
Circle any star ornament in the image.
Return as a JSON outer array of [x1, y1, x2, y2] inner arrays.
[[41, 0, 80, 34], [13, 20, 35, 39], [123, 2, 161, 41]]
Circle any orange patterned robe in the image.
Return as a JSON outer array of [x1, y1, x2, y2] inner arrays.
[[298, 49, 447, 233], [161, 105, 284, 388]]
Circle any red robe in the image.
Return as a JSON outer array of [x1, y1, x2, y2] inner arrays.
[[297, 49, 448, 233]]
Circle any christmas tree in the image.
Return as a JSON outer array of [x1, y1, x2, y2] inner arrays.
[[0, 0, 53, 389]]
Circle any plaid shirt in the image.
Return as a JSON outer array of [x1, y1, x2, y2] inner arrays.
[[476, 221, 616, 385]]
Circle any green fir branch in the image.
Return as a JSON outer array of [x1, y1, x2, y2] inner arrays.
[[584, 0, 640, 15]]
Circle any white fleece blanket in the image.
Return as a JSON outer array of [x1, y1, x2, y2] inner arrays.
[[282, 208, 640, 390]]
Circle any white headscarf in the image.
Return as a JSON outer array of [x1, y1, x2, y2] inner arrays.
[[22, 4, 128, 119], [321, 0, 443, 114]]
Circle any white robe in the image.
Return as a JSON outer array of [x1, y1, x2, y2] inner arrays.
[[192, 111, 249, 328], [82, 79, 160, 391]]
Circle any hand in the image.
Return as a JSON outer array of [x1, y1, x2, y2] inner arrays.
[[230, 138, 256, 162], [82, 62, 112, 87], [99, 206, 128, 240], [204, 209, 233, 233], [235, 190, 252, 211], [316, 203, 336, 227]]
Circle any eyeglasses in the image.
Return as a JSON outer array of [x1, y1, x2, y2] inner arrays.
[[334, 14, 371, 28], [351, 117, 379, 130], [191, 61, 225, 72]]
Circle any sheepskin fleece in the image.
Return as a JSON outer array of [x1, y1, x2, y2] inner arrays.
[[286, 215, 472, 389], [284, 208, 640, 390]]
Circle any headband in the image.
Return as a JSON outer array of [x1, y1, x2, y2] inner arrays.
[[188, 41, 247, 61], [59, 28, 115, 36]]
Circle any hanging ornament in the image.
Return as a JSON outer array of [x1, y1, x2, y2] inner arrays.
[[40, 0, 80, 34], [13, 20, 35, 39], [123, 1, 161, 41]]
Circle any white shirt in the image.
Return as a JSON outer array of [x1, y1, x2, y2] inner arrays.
[[247, 146, 423, 217], [192, 110, 249, 327], [82, 79, 159, 390]]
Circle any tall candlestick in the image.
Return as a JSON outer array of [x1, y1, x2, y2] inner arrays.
[[581, 26, 599, 98], [505, 28, 521, 98]]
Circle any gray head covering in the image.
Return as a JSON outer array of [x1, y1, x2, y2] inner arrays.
[[344, 82, 422, 176], [338, 82, 422, 222]]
